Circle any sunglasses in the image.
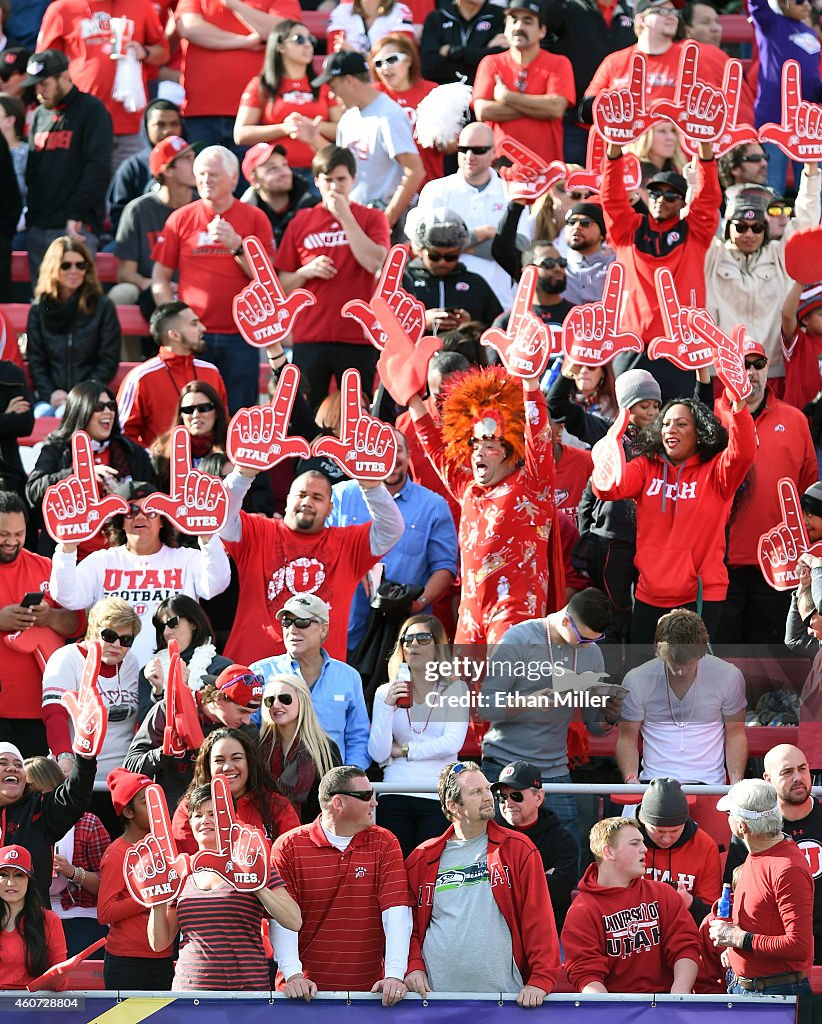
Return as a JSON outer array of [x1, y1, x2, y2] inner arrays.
[[93, 400, 118, 413], [288, 32, 317, 45], [745, 357, 768, 370], [533, 257, 567, 270], [280, 615, 318, 629], [458, 145, 492, 155], [218, 672, 264, 692], [329, 789, 374, 801], [740, 153, 769, 163], [60, 260, 88, 271], [566, 217, 595, 228], [100, 627, 135, 648], [161, 615, 180, 629], [567, 613, 605, 644], [264, 692, 294, 707], [125, 503, 158, 519], [373, 52, 408, 69], [180, 402, 215, 415], [568, 191, 594, 201], [768, 204, 793, 217], [732, 222, 765, 234], [648, 188, 682, 202], [400, 631, 434, 646], [497, 790, 526, 803], [426, 250, 460, 263]]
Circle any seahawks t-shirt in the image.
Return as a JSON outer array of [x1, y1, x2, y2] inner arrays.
[[422, 832, 523, 993]]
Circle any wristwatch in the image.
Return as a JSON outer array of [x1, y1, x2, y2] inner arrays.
[[231, 244, 244, 256]]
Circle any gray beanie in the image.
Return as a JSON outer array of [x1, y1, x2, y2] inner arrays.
[[640, 777, 689, 827], [412, 207, 470, 251], [615, 369, 661, 410], [801, 481, 822, 519]]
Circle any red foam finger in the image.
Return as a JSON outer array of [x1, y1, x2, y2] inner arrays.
[[145, 784, 176, 857], [785, 227, 822, 285], [168, 426, 192, 496], [79, 641, 102, 697], [678, 42, 699, 100], [210, 775, 236, 852], [628, 54, 647, 108], [782, 60, 802, 123], [377, 246, 408, 298], [601, 263, 624, 324], [71, 431, 99, 498], [243, 236, 281, 295], [498, 137, 543, 171], [337, 368, 364, 441], [509, 266, 538, 332], [777, 478, 806, 539]]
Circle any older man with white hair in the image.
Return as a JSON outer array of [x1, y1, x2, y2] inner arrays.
[[152, 144, 275, 411], [710, 778, 814, 996]]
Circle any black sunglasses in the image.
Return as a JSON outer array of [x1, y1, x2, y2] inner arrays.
[[125, 503, 158, 519], [400, 631, 434, 646], [180, 402, 215, 415], [745, 357, 768, 370], [533, 257, 567, 270], [280, 615, 318, 629], [329, 789, 374, 801], [740, 153, 769, 163], [648, 188, 682, 202], [60, 260, 88, 271], [566, 217, 595, 228], [264, 692, 294, 707], [161, 615, 180, 629], [100, 627, 135, 648], [497, 790, 526, 803], [426, 250, 460, 263], [458, 145, 492, 155], [732, 222, 765, 234], [93, 400, 118, 413], [288, 32, 317, 45]]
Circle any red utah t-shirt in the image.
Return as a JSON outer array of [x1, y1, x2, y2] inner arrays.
[[239, 77, 337, 170]]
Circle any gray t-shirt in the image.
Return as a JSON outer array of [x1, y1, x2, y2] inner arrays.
[[115, 190, 175, 279], [422, 832, 522, 993], [337, 93, 418, 207], [481, 617, 606, 773]]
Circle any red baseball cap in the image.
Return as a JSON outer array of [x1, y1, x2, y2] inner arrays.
[[242, 142, 287, 182], [0, 844, 33, 875], [107, 768, 152, 816], [214, 664, 264, 709], [150, 135, 197, 178], [742, 336, 767, 360]]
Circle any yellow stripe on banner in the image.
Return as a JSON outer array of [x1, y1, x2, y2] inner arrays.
[[86, 997, 177, 1024]]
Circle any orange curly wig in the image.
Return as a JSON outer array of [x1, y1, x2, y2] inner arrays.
[[440, 366, 527, 471]]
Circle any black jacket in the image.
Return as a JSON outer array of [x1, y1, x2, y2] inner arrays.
[[2, 755, 96, 902], [241, 174, 319, 247], [403, 257, 502, 329], [26, 294, 122, 400], [420, 0, 506, 84], [495, 803, 578, 929], [0, 134, 21, 240], [26, 86, 112, 234], [0, 361, 34, 498]]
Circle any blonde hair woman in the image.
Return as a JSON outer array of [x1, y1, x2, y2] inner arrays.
[[259, 673, 341, 822], [369, 614, 469, 857], [626, 123, 687, 174]]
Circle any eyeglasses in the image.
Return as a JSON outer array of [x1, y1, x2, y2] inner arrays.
[[426, 250, 460, 263], [100, 627, 135, 648], [60, 260, 88, 271], [532, 257, 567, 270], [180, 402, 215, 415], [740, 153, 769, 163], [125, 503, 158, 519], [497, 790, 526, 803], [280, 615, 318, 630], [329, 789, 374, 801], [373, 52, 408, 70], [161, 615, 180, 629], [458, 145, 492, 155], [567, 613, 606, 644], [566, 217, 595, 228], [768, 204, 793, 217], [400, 631, 434, 646], [263, 692, 294, 707], [288, 32, 317, 45], [745, 357, 768, 370], [732, 222, 765, 234], [648, 188, 682, 202], [218, 672, 264, 692], [93, 400, 118, 414], [515, 68, 527, 93]]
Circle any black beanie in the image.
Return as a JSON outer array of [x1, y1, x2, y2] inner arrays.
[[566, 202, 605, 238], [639, 777, 689, 827]]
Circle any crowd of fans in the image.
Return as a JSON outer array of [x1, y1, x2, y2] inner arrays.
[[1, 0, 822, 1004]]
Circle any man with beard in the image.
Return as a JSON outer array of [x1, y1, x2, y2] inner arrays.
[[330, 428, 457, 654], [0, 492, 81, 756], [220, 468, 404, 664], [405, 761, 560, 1004], [724, 744, 822, 964], [491, 241, 575, 351], [563, 203, 615, 305]]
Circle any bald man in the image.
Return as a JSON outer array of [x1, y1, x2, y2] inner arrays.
[[723, 744, 822, 962]]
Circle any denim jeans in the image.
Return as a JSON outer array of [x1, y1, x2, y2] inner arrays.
[[762, 141, 803, 197], [203, 331, 260, 413], [728, 977, 811, 997]]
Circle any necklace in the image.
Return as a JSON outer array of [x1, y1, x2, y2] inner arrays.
[[405, 680, 440, 735], [664, 663, 698, 750], [544, 619, 577, 677]]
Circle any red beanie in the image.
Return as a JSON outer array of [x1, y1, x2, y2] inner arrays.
[[107, 767, 152, 816]]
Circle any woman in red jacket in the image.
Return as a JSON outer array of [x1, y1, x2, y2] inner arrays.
[[593, 393, 756, 643], [0, 845, 67, 991], [172, 728, 300, 855]]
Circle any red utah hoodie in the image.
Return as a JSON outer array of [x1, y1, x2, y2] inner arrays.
[[561, 865, 701, 992]]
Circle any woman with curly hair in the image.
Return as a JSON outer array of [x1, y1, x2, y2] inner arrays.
[[172, 725, 300, 855], [151, 381, 229, 492], [259, 673, 341, 822], [592, 392, 757, 643], [26, 238, 121, 417]]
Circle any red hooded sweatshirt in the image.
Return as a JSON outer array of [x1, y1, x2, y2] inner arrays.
[[562, 865, 700, 992], [592, 405, 756, 606]]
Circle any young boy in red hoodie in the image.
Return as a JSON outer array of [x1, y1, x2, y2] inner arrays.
[[561, 817, 701, 993], [782, 279, 822, 413]]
